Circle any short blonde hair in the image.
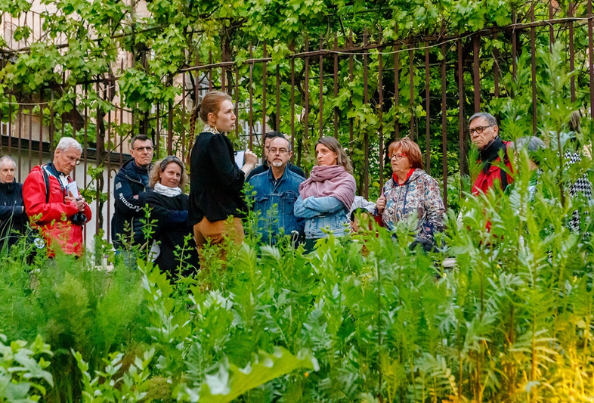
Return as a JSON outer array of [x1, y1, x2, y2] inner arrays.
[[149, 156, 188, 189]]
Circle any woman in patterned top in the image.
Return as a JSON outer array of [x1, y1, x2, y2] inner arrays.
[[376, 138, 446, 251]]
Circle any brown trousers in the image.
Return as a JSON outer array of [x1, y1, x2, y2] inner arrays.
[[193, 217, 244, 262]]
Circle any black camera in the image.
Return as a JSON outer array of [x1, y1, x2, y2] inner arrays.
[[71, 212, 87, 226]]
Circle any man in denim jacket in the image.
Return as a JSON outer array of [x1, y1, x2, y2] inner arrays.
[[248, 136, 305, 244]]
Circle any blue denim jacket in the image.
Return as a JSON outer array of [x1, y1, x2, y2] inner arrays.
[[248, 168, 305, 243], [294, 196, 350, 239]]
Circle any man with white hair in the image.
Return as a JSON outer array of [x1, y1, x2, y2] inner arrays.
[[0, 156, 26, 250], [23, 137, 92, 256]]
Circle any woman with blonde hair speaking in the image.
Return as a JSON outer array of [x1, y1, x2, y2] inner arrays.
[[188, 91, 257, 259]]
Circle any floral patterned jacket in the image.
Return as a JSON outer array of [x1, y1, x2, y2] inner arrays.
[[379, 169, 445, 244]]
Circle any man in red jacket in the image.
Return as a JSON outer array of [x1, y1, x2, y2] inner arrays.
[[23, 137, 92, 256], [469, 112, 513, 195]]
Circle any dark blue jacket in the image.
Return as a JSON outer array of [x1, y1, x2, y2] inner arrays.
[[248, 167, 305, 243], [0, 181, 25, 250], [111, 159, 152, 248]]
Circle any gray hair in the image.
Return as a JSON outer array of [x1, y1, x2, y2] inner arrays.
[[469, 112, 498, 127], [269, 135, 292, 152], [0, 156, 16, 168], [512, 136, 546, 152], [55, 137, 82, 153]]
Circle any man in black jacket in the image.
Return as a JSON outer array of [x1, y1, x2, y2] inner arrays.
[[0, 156, 26, 250], [246, 132, 305, 181], [111, 135, 154, 249]]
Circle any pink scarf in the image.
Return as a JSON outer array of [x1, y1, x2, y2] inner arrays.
[[299, 165, 356, 209]]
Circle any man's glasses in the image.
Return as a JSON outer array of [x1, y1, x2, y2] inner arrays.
[[390, 153, 406, 161], [269, 148, 289, 155], [63, 155, 81, 165], [469, 125, 494, 135], [134, 146, 154, 152]]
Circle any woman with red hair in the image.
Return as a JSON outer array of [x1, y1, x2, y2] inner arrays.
[[376, 138, 445, 251]]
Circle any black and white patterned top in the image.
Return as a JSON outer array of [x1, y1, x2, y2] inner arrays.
[[565, 150, 592, 232]]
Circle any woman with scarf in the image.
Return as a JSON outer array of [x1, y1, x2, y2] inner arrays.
[[146, 156, 199, 278], [376, 138, 445, 251], [294, 137, 356, 251], [188, 91, 257, 260]]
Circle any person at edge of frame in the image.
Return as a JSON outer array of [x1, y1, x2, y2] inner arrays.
[[0, 155, 26, 251]]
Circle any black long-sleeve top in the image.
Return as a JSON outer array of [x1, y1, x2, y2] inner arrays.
[[188, 131, 247, 225], [146, 192, 199, 277]]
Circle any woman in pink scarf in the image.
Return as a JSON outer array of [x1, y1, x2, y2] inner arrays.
[[294, 137, 356, 251]]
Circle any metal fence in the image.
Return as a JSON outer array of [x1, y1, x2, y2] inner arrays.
[[2, 2, 594, 243]]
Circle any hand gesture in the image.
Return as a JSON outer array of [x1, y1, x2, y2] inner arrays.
[[244, 149, 258, 166]]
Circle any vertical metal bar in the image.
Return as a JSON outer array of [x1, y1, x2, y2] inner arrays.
[[290, 59, 296, 160], [262, 42, 267, 143], [38, 89, 43, 165], [588, 0, 594, 119], [304, 36, 310, 141], [49, 91, 54, 154], [221, 42, 226, 93], [441, 43, 448, 209], [378, 30, 385, 188], [409, 49, 415, 139], [276, 65, 280, 132], [348, 31, 354, 154], [156, 104, 160, 158], [569, 1, 576, 102], [425, 46, 431, 172], [363, 27, 369, 198], [549, 0, 555, 48], [208, 51, 213, 91], [83, 85, 88, 191], [28, 106, 33, 174], [83, 86, 89, 241], [530, 2, 537, 133], [235, 67, 239, 139], [72, 85, 77, 182], [458, 39, 466, 178], [7, 96, 11, 156], [118, 95, 123, 167], [119, 61, 124, 167], [394, 46, 400, 140], [249, 44, 254, 148], [182, 73, 186, 158], [319, 36, 324, 138], [333, 34, 338, 138], [17, 107, 22, 182], [473, 34, 480, 113], [168, 83, 173, 154], [494, 47, 500, 98], [512, 9, 518, 79]]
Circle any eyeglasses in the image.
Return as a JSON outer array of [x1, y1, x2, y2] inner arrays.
[[63, 154, 81, 165], [469, 125, 494, 135], [269, 148, 289, 155], [390, 153, 407, 161], [134, 146, 154, 152]]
